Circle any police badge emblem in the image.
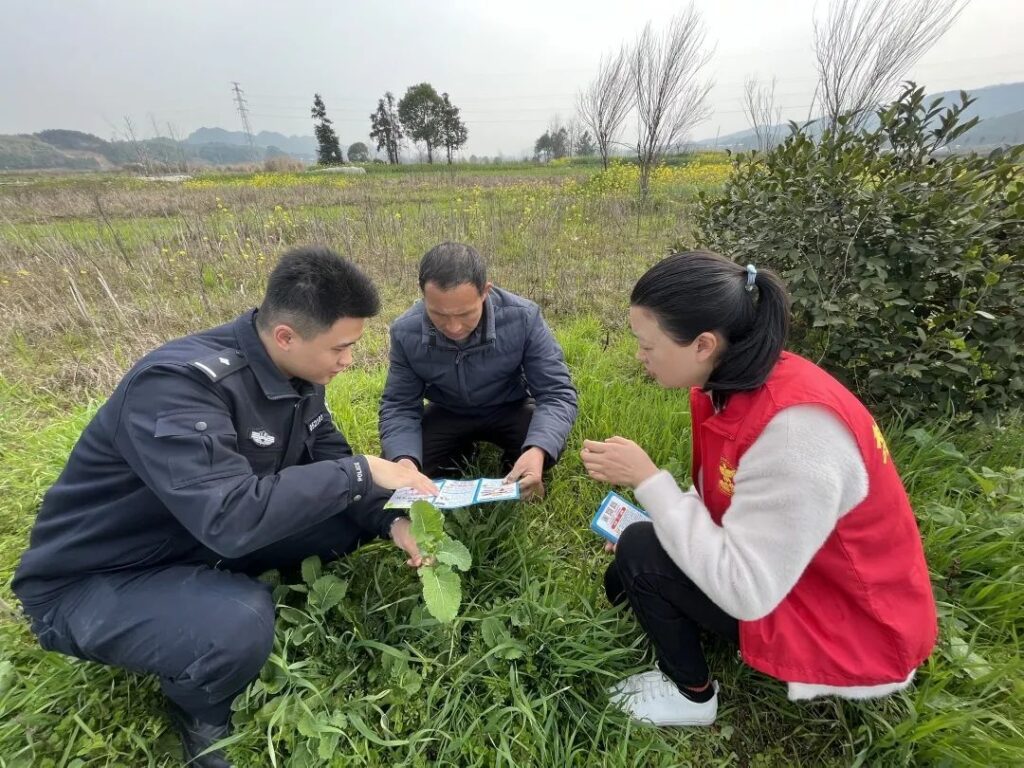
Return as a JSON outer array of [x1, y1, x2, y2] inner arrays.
[[250, 429, 276, 447]]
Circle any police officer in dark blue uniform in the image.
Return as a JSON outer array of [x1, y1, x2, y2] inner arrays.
[[12, 246, 438, 768]]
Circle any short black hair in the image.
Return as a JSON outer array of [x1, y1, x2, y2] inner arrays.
[[256, 245, 380, 338], [631, 250, 791, 406], [418, 242, 488, 293]]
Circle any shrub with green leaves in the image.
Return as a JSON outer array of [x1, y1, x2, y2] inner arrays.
[[695, 83, 1024, 420], [408, 500, 472, 623]]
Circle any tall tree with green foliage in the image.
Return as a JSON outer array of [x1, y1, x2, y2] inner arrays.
[[311, 93, 343, 165], [533, 128, 570, 162], [398, 83, 445, 163], [370, 92, 403, 164], [439, 93, 468, 164], [550, 127, 569, 159], [534, 131, 553, 162], [575, 130, 596, 157], [347, 142, 370, 162]]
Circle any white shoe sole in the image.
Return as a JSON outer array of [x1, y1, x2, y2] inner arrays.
[[632, 712, 717, 727]]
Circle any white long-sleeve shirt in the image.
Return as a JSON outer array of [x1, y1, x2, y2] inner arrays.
[[634, 403, 915, 701]]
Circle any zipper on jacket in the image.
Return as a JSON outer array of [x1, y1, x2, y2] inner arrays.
[[275, 399, 304, 473], [452, 341, 491, 406]]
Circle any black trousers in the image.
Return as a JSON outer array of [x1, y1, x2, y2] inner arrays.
[[420, 400, 537, 477], [20, 488, 388, 726], [605, 522, 739, 688]]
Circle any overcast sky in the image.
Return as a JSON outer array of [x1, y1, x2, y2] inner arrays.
[[3, 0, 1022, 157]]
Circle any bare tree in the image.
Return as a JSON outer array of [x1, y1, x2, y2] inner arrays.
[[148, 113, 189, 173], [164, 121, 190, 173], [743, 76, 782, 152], [121, 116, 153, 174], [577, 45, 634, 169], [813, 0, 968, 130], [631, 4, 714, 200], [564, 118, 582, 158]]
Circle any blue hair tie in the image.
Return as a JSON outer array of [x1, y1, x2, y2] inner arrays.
[[745, 263, 758, 292]]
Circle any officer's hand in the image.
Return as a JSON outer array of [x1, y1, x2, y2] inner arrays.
[[505, 446, 546, 500], [365, 455, 439, 496], [389, 517, 431, 568], [396, 457, 419, 472]]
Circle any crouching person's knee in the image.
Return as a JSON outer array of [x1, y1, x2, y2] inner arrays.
[[614, 521, 659, 582], [221, 588, 276, 686], [176, 587, 275, 701]]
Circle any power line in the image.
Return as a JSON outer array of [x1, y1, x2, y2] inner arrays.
[[234, 58, 1023, 107], [247, 112, 557, 124]]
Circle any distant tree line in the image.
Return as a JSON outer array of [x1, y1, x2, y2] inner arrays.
[[310, 84, 468, 166], [533, 119, 596, 161]]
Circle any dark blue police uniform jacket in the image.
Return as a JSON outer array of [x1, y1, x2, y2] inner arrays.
[[13, 309, 392, 604]]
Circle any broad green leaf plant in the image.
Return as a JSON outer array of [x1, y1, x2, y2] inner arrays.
[[408, 500, 472, 623]]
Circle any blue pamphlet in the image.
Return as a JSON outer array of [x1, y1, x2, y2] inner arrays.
[[590, 491, 651, 543]]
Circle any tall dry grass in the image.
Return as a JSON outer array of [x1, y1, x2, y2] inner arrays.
[[0, 168, 697, 396]]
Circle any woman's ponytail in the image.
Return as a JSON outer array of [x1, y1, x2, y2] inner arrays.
[[704, 264, 790, 403]]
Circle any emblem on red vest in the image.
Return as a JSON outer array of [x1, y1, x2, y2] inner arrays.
[[718, 458, 736, 496]]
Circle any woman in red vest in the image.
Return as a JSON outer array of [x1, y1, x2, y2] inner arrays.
[[581, 250, 937, 727]]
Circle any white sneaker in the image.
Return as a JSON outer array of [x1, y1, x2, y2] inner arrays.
[[608, 672, 719, 726], [607, 669, 665, 698]]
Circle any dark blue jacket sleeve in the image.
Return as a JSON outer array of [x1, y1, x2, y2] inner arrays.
[[113, 366, 376, 558], [378, 325, 427, 464], [521, 308, 578, 461]]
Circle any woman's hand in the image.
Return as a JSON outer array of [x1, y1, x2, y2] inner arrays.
[[580, 436, 659, 489]]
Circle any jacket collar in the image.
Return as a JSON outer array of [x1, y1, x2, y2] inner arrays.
[[233, 309, 301, 400], [419, 289, 497, 348]]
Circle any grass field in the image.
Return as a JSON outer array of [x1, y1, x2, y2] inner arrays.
[[1, 159, 1022, 767]]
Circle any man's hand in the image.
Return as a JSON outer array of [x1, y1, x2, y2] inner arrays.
[[505, 446, 547, 500], [580, 436, 659, 489], [364, 456, 439, 496], [395, 457, 419, 472], [389, 517, 429, 568]]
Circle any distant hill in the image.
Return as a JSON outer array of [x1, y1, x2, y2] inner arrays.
[[35, 129, 110, 153], [0, 129, 298, 172], [962, 109, 1024, 147], [695, 81, 1024, 151], [185, 127, 318, 159], [0, 134, 107, 171], [0, 124, 331, 171]]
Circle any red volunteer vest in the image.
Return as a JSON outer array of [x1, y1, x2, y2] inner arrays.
[[690, 352, 937, 686]]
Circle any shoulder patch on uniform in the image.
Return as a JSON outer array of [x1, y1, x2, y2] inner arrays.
[[189, 348, 248, 382]]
